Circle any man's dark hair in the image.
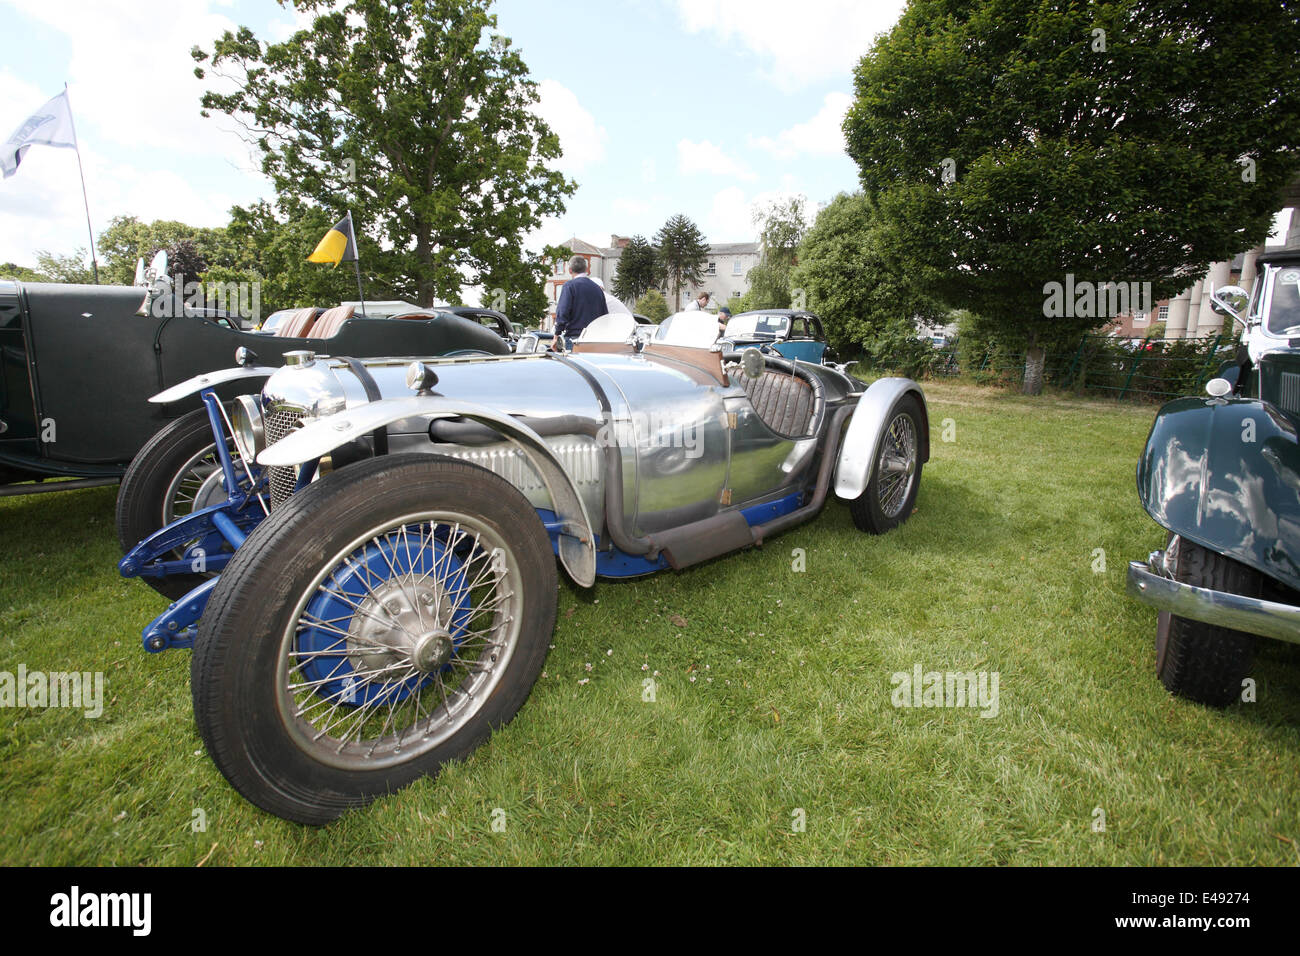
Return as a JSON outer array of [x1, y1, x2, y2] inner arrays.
[[569, 255, 588, 274]]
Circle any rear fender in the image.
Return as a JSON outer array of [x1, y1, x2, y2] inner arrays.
[[258, 397, 597, 587], [1137, 396, 1300, 592]]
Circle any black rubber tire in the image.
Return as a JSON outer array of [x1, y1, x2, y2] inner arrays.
[[191, 454, 558, 824], [849, 394, 924, 534], [115, 404, 241, 601], [1155, 535, 1259, 708]]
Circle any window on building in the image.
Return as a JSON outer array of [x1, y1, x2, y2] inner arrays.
[[706, 261, 717, 276], [732, 260, 743, 275], [1158, 305, 1169, 322]]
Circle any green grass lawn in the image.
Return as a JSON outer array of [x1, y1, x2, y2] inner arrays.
[[2, 380, 1298, 865]]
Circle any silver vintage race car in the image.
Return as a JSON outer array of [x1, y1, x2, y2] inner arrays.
[[118, 310, 929, 823]]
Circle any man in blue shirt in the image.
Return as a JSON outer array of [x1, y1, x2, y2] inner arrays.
[[552, 255, 608, 349]]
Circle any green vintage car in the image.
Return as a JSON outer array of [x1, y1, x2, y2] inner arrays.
[[1127, 248, 1300, 706], [0, 255, 509, 500]]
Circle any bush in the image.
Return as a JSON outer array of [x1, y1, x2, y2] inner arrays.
[[859, 316, 938, 379], [634, 290, 670, 322]]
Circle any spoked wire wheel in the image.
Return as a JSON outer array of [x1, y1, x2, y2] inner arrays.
[[848, 393, 924, 534], [162, 435, 257, 525], [281, 512, 522, 769], [193, 454, 558, 824], [876, 411, 918, 520]]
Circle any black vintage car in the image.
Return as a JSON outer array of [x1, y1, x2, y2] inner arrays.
[[1127, 248, 1300, 706], [0, 277, 510, 497]]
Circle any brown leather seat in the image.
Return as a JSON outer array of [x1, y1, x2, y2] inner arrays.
[[741, 369, 815, 437], [305, 305, 356, 339], [277, 307, 324, 338]]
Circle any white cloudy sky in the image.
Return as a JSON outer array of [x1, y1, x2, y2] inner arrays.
[[0, 0, 907, 271], [0, 0, 1289, 277]]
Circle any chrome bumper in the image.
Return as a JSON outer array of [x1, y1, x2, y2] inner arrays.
[[1127, 552, 1300, 645]]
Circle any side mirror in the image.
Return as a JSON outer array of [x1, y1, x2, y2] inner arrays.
[[133, 257, 146, 286], [1209, 284, 1249, 326], [741, 348, 765, 380]]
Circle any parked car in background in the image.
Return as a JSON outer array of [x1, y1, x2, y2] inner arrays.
[[0, 259, 510, 498], [719, 309, 830, 364], [1127, 249, 1300, 706], [117, 310, 930, 822]]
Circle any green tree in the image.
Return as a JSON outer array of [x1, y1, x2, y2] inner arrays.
[[0, 262, 45, 282], [612, 235, 659, 303], [634, 289, 670, 322], [790, 192, 947, 356], [845, 0, 1300, 393], [193, 0, 574, 308], [746, 196, 808, 310], [203, 200, 360, 309], [31, 249, 96, 284], [96, 216, 228, 285], [478, 250, 550, 326], [654, 214, 708, 311]]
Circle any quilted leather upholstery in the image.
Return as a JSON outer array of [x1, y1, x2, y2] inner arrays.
[[306, 304, 356, 339], [276, 307, 324, 338], [741, 369, 815, 437]]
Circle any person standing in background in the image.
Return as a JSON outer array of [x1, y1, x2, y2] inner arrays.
[[686, 291, 711, 312], [552, 255, 608, 349]]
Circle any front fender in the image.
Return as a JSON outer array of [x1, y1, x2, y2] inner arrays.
[[258, 397, 597, 587], [1138, 396, 1300, 592], [149, 365, 272, 404], [834, 378, 930, 500]]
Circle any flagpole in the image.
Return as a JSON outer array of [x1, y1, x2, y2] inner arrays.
[[63, 84, 98, 284], [348, 210, 366, 316]]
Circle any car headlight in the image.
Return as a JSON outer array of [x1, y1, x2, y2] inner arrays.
[[231, 394, 265, 461]]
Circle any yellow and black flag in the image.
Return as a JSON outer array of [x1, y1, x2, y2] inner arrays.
[[307, 212, 358, 268]]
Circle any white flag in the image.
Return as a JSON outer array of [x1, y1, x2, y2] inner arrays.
[[1, 90, 78, 179]]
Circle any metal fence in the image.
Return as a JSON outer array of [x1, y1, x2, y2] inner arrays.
[[923, 334, 1235, 401]]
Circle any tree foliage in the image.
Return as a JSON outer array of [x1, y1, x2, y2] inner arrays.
[[745, 196, 808, 310], [166, 239, 211, 288], [202, 200, 362, 308], [654, 214, 709, 310], [96, 216, 228, 286], [634, 289, 670, 322], [193, 0, 573, 307], [612, 235, 659, 303], [790, 192, 947, 355], [844, 0, 1300, 392]]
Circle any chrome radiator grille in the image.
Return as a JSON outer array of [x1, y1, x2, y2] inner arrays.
[[264, 405, 304, 509], [1281, 372, 1300, 418]]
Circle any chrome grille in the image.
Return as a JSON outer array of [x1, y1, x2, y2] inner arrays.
[[1281, 372, 1300, 417], [264, 405, 304, 509]]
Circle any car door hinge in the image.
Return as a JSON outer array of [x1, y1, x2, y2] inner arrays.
[[719, 488, 732, 506], [726, 412, 737, 429]]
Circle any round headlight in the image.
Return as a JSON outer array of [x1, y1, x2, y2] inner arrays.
[[231, 394, 265, 461]]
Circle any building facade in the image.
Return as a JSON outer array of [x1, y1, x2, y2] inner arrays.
[[546, 235, 761, 321]]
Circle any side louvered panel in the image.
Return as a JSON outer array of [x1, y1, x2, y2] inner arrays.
[[439, 440, 603, 494], [1281, 371, 1300, 417]]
